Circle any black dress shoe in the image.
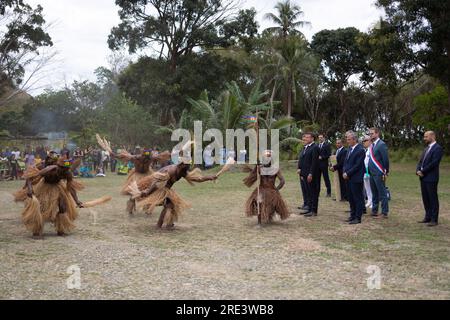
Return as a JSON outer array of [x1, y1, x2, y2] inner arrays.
[[348, 219, 361, 225], [304, 212, 317, 217], [427, 222, 438, 227], [418, 219, 431, 223], [299, 210, 311, 215]]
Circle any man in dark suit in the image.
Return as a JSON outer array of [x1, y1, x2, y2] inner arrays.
[[343, 131, 366, 224], [368, 127, 390, 218], [297, 132, 320, 217], [297, 151, 309, 211], [416, 131, 444, 227], [318, 134, 332, 197], [331, 139, 348, 201]]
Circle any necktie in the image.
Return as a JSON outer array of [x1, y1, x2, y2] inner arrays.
[[346, 147, 353, 160], [421, 145, 432, 170], [303, 145, 308, 155]]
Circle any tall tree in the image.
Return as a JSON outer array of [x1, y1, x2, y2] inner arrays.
[[311, 27, 368, 131], [108, 0, 256, 71], [0, 0, 53, 103], [376, 0, 450, 109], [263, 0, 310, 38]]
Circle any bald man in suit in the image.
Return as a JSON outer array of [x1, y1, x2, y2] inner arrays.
[[416, 131, 444, 227]]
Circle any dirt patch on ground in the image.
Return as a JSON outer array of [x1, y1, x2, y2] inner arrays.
[[0, 162, 449, 299]]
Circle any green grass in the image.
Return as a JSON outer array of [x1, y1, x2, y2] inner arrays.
[[0, 161, 449, 299]]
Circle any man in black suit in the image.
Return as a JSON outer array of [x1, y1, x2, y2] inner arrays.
[[330, 139, 348, 201], [342, 131, 366, 224], [416, 131, 444, 227], [318, 134, 332, 197], [297, 132, 320, 217]]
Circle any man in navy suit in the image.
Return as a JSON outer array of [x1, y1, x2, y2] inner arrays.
[[318, 134, 332, 197], [368, 127, 390, 218], [416, 131, 444, 227], [297, 132, 320, 216], [331, 139, 348, 201], [343, 131, 366, 224]]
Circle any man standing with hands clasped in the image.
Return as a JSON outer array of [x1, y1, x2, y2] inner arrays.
[[368, 127, 390, 219], [297, 132, 320, 217], [416, 131, 443, 227], [318, 134, 332, 197], [343, 131, 366, 225]]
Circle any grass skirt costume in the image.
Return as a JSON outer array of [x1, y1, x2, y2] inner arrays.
[[129, 169, 207, 227], [13, 167, 83, 235], [243, 166, 290, 223]]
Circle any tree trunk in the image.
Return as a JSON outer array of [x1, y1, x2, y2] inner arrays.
[[169, 50, 178, 72], [287, 85, 292, 119], [337, 83, 346, 133]]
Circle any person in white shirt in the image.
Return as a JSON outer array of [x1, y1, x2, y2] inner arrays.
[[362, 136, 373, 209]]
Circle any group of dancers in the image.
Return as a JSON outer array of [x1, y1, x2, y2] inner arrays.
[[13, 135, 291, 238]]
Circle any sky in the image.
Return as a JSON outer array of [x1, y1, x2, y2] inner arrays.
[[25, 0, 384, 94]]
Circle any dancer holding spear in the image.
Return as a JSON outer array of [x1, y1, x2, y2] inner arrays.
[[242, 115, 290, 225]]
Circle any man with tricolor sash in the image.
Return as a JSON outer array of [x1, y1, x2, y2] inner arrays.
[[368, 127, 390, 218]]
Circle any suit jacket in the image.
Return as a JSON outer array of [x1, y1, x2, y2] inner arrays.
[[417, 143, 444, 183], [298, 143, 320, 178], [368, 139, 389, 176], [318, 142, 331, 165], [343, 144, 365, 183], [333, 147, 347, 172]]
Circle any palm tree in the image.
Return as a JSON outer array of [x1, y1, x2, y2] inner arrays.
[[264, 0, 310, 39], [263, 36, 311, 120], [186, 81, 271, 134]]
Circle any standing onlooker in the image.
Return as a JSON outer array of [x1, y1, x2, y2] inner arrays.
[[0, 153, 9, 180], [330, 139, 348, 202], [11, 147, 20, 161], [416, 131, 444, 227], [110, 149, 117, 173], [73, 147, 84, 177], [4, 147, 12, 159], [368, 127, 390, 219], [203, 145, 214, 170], [362, 136, 373, 209], [61, 144, 70, 158], [318, 133, 332, 197], [343, 131, 366, 224], [297, 132, 320, 217], [36, 145, 47, 161], [92, 148, 100, 172], [24, 151, 35, 169], [297, 144, 308, 211], [9, 152, 19, 180], [102, 149, 109, 172]]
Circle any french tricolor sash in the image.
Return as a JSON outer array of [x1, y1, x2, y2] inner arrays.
[[369, 144, 386, 175]]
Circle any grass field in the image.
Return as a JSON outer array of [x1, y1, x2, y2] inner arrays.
[[0, 162, 449, 299]]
